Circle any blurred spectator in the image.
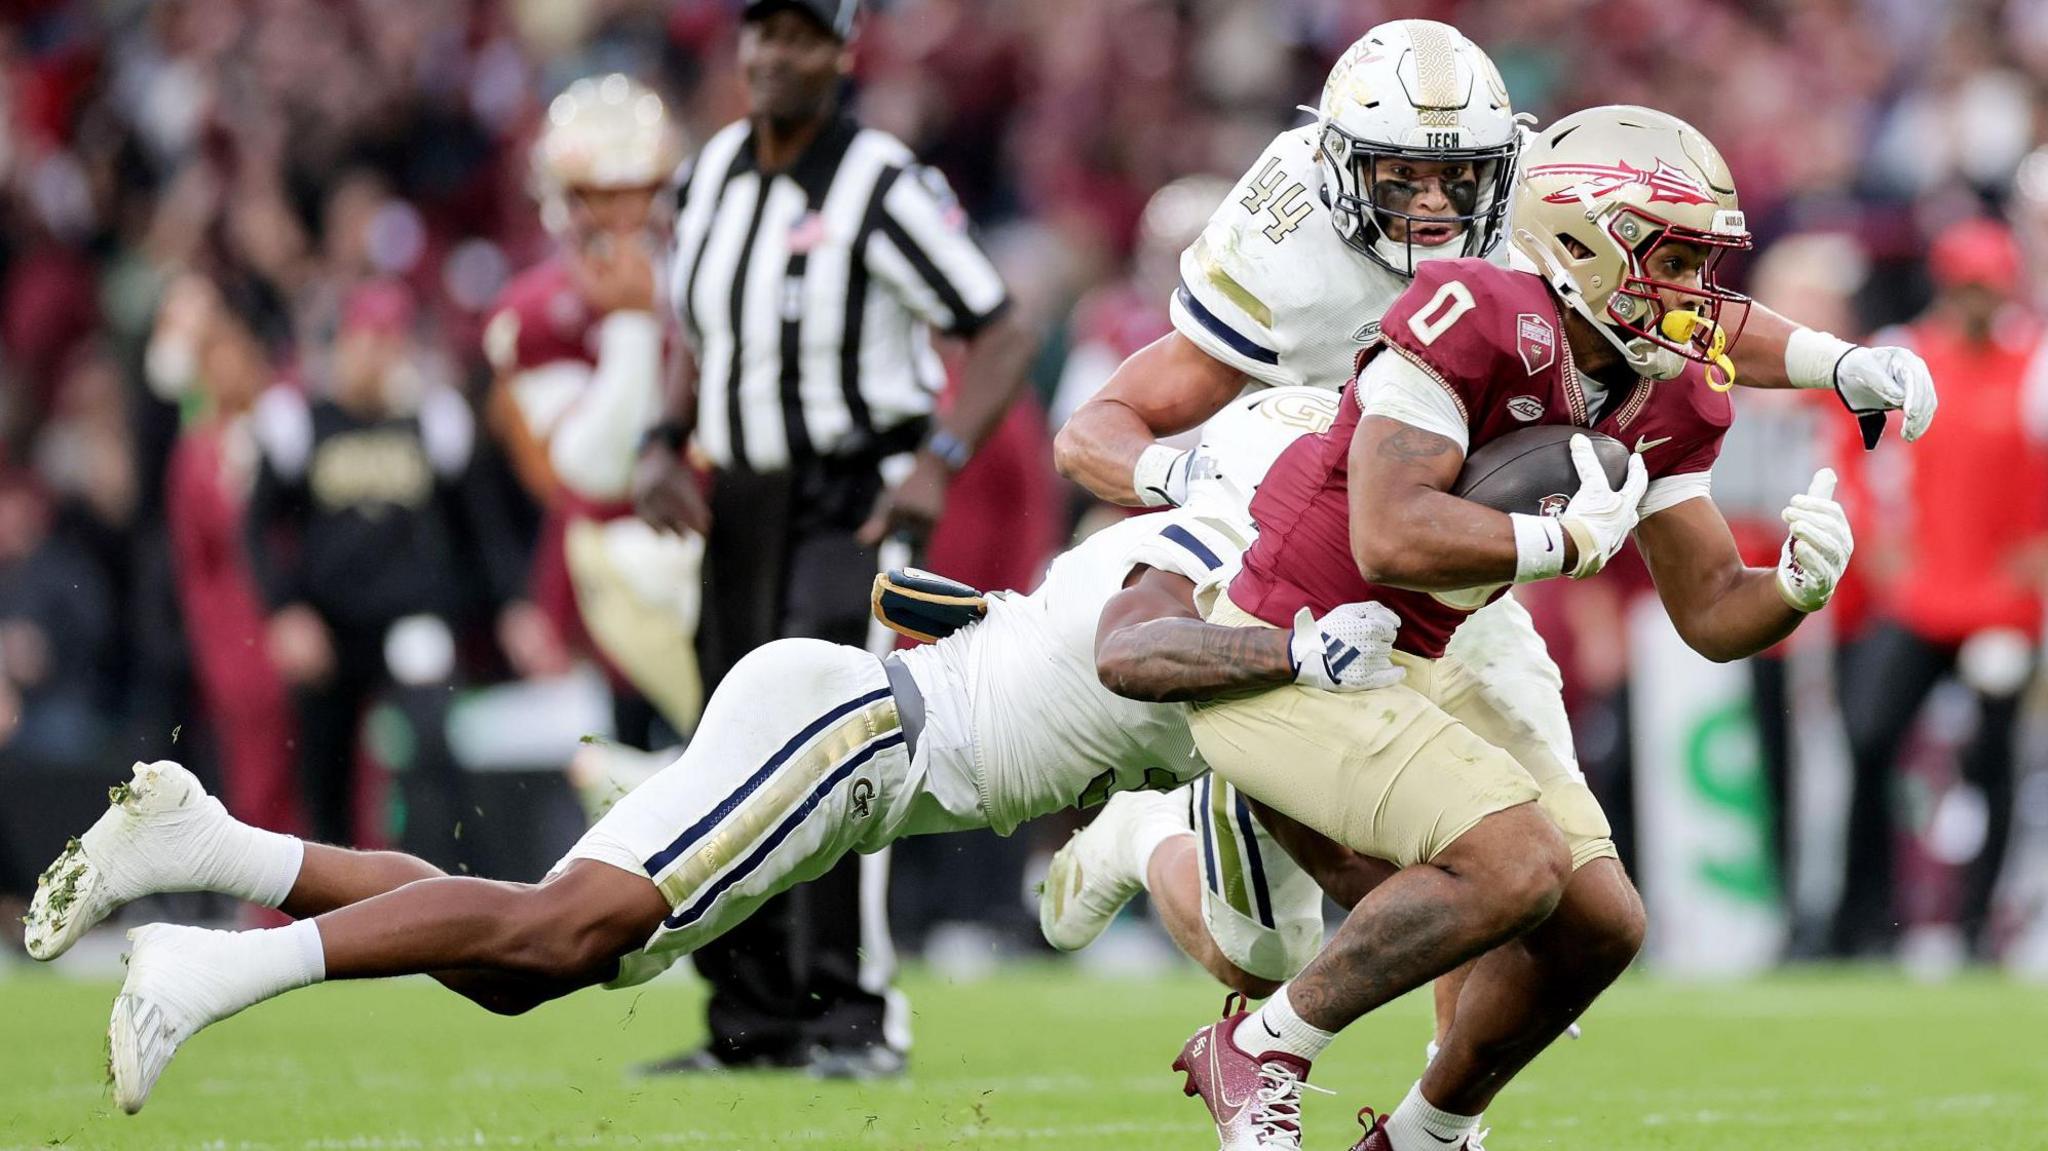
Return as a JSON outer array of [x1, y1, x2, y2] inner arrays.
[[242, 281, 526, 864], [157, 274, 301, 833], [1833, 218, 2048, 959], [0, 468, 114, 767]]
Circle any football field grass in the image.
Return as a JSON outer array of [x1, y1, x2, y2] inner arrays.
[[0, 962, 2041, 1150]]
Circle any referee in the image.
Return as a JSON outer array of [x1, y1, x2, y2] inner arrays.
[[631, 0, 1036, 1078]]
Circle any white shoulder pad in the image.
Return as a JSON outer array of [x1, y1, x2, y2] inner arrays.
[[251, 386, 314, 480], [1179, 124, 1368, 385], [1120, 510, 1256, 586]]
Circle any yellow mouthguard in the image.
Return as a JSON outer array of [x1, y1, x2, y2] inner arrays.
[[1659, 310, 1738, 391]]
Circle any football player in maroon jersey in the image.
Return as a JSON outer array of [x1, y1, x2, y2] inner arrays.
[[1150, 107, 1857, 1151], [481, 75, 706, 737]]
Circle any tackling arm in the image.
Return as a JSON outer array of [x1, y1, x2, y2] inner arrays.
[[1093, 567, 1297, 702], [1095, 565, 1402, 701], [1054, 332, 1249, 506]]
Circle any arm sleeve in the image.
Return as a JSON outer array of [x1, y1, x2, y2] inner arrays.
[[548, 311, 664, 499], [871, 164, 1010, 337], [1639, 470, 1713, 517], [1356, 350, 1470, 452]]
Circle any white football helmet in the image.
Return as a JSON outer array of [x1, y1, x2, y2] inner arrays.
[[1511, 105, 1752, 383], [531, 74, 686, 237], [1307, 20, 1521, 277], [1183, 386, 1340, 515]]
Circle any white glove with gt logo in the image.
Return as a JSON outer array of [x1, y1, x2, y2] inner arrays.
[[1290, 602, 1404, 693], [1775, 468, 1854, 613]]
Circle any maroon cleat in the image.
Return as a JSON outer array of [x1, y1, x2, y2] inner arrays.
[[1349, 1107, 1391, 1150], [1349, 1107, 1490, 1151], [1170, 994, 1323, 1151]]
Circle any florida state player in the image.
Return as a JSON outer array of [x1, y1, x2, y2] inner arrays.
[[1153, 106, 1857, 1151], [482, 75, 704, 739]]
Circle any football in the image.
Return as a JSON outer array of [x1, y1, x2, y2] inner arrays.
[[1452, 426, 1631, 516]]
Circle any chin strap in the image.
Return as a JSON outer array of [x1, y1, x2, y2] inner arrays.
[[1519, 231, 1668, 376]]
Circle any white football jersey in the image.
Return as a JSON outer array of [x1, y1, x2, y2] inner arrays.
[[895, 509, 1252, 835], [1171, 125, 1511, 392]]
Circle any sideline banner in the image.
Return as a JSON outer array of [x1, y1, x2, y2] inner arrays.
[[1630, 598, 1784, 974]]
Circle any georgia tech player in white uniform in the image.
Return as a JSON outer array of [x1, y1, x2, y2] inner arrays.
[[19, 390, 1402, 1114], [1047, 16, 1942, 1004]]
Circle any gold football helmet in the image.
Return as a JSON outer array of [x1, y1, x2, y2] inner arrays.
[[531, 74, 686, 238], [1511, 106, 1751, 384]]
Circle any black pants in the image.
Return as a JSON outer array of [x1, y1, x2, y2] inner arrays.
[[1834, 622, 2024, 956], [689, 460, 897, 1061], [291, 620, 467, 870]]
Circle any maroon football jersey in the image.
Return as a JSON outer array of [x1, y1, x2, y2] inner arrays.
[[1229, 258, 1731, 658], [484, 257, 597, 376]]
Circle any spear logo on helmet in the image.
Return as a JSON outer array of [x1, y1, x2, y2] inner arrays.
[[1527, 160, 1716, 207]]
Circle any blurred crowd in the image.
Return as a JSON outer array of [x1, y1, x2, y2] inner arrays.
[[4, 0, 2048, 968]]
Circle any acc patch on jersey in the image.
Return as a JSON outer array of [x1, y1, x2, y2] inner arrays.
[[1506, 395, 1546, 422], [1516, 313, 1556, 375]]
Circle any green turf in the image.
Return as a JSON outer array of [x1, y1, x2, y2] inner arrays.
[[0, 962, 2041, 1150]]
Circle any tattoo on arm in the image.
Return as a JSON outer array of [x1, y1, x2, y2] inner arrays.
[[1377, 423, 1456, 464], [1099, 618, 1295, 702]]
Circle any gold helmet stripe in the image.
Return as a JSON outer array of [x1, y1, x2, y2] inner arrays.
[[1402, 20, 1462, 126]]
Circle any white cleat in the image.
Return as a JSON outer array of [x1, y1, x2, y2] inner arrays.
[[109, 924, 239, 1114], [1039, 788, 1189, 952], [24, 761, 229, 961]]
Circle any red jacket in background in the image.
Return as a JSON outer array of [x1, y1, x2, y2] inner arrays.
[[166, 421, 300, 833], [1873, 313, 2048, 643]]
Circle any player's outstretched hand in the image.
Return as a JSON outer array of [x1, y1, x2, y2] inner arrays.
[[1836, 344, 1937, 444], [1290, 602, 1404, 693], [1776, 468, 1853, 613], [1559, 434, 1649, 580]]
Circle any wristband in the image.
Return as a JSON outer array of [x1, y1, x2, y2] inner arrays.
[[925, 428, 972, 472], [638, 420, 687, 455], [1510, 513, 1566, 582], [1133, 443, 1189, 508], [1784, 327, 1856, 391]]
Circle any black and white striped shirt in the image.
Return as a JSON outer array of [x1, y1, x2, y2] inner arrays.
[[670, 115, 1009, 472]]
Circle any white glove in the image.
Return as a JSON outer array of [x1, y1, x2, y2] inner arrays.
[[1558, 434, 1649, 579], [1836, 344, 1937, 445], [1775, 468, 1853, 613], [1133, 443, 1201, 508], [1289, 602, 1404, 693]]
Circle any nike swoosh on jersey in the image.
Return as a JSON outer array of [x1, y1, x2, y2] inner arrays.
[[1634, 435, 1673, 454]]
